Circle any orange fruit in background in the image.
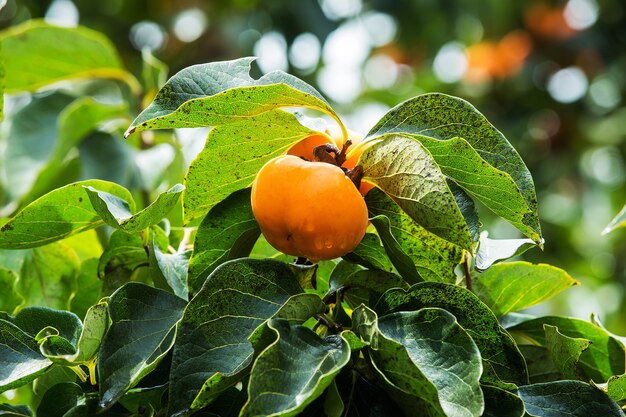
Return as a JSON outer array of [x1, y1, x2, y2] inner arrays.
[[251, 155, 369, 262]]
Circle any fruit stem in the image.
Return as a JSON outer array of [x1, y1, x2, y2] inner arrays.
[[313, 140, 352, 167], [462, 251, 473, 292], [346, 165, 364, 190]]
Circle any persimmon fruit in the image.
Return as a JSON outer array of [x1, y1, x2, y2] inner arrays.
[[251, 154, 369, 262]]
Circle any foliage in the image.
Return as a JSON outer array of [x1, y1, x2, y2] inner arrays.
[[1, 21, 625, 417]]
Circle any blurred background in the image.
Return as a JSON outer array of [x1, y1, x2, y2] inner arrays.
[[2, 0, 626, 331]]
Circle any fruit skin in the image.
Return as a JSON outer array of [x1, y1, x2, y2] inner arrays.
[[251, 155, 369, 262]]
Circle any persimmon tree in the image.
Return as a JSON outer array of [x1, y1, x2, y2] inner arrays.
[[1, 21, 626, 417]]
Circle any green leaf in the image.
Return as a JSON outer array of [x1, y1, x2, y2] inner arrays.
[[11, 306, 82, 348], [376, 282, 528, 388], [0, 403, 32, 417], [168, 258, 324, 414], [182, 110, 315, 223], [323, 380, 344, 417], [366, 93, 541, 243], [0, 20, 138, 93], [0, 180, 133, 249], [367, 189, 463, 283], [0, 319, 51, 392], [603, 204, 626, 235], [359, 134, 473, 251], [411, 134, 541, 244], [150, 240, 191, 301], [517, 381, 623, 417], [368, 215, 421, 283], [15, 243, 80, 310], [343, 233, 395, 273], [352, 306, 484, 417], [126, 57, 341, 136], [544, 325, 591, 380], [480, 385, 525, 417], [187, 188, 260, 293], [473, 262, 579, 317], [84, 184, 183, 233], [97, 230, 147, 280], [40, 302, 108, 366], [240, 319, 350, 417], [509, 316, 625, 382], [328, 266, 408, 309], [475, 234, 537, 271], [449, 180, 481, 244], [2, 93, 75, 203], [518, 345, 562, 383], [23, 97, 128, 204], [606, 374, 626, 401], [98, 282, 187, 408], [0, 268, 23, 314]]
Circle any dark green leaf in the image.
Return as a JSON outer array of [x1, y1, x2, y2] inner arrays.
[[187, 188, 260, 293], [0, 20, 138, 93], [97, 230, 147, 279], [517, 381, 623, 417], [182, 110, 315, 223], [150, 240, 191, 300], [606, 374, 626, 401], [323, 380, 344, 417], [508, 316, 625, 382], [359, 135, 473, 251], [376, 282, 528, 388], [352, 306, 483, 417], [0, 403, 32, 417], [328, 265, 408, 309], [0, 320, 51, 392], [480, 385, 525, 417], [367, 189, 463, 283], [240, 319, 350, 417], [544, 325, 591, 380], [473, 262, 578, 317], [366, 93, 541, 243], [448, 180, 481, 244], [0, 180, 133, 249], [36, 382, 84, 417], [168, 258, 324, 415], [126, 57, 341, 136], [98, 283, 187, 408], [84, 184, 183, 233], [475, 234, 537, 271], [11, 306, 82, 345], [343, 233, 395, 273], [518, 345, 562, 383]]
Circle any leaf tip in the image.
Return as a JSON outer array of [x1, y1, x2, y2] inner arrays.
[[123, 126, 135, 138]]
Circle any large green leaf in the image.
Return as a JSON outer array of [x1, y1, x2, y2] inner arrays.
[[359, 135, 473, 251], [126, 57, 341, 136], [2, 93, 75, 203], [149, 240, 191, 301], [98, 283, 187, 408], [240, 319, 350, 417], [0, 20, 138, 93], [352, 306, 483, 417], [24, 97, 128, 204], [84, 184, 183, 233], [97, 229, 147, 280], [366, 93, 541, 243], [517, 381, 623, 417], [187, 188, 260, 293], [182, 110, 315, 223], [0, 319, 51, 393], [0, 180, 133, 249], [376, 282, 528, 388], [15, 242, 80, 310], [518, 345, 562, 383], [0, 268, 23, 314], [473, 262, 578, 317], [0, 404, 32, 417], [508, 316, 626, 382], [168, 258, 325, 415], [367, 189, 463, 283]]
